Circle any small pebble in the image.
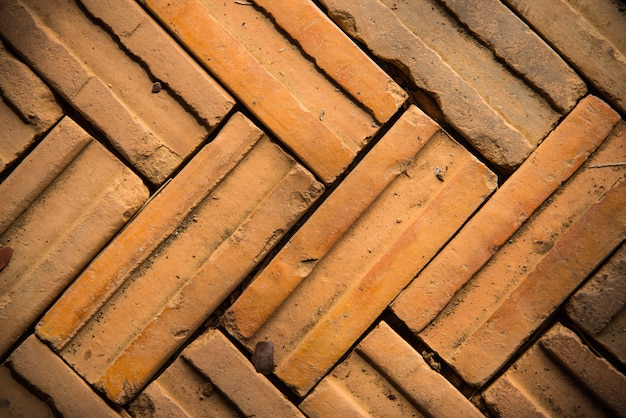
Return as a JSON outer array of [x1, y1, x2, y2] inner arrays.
[[151, 81, 162, 93]]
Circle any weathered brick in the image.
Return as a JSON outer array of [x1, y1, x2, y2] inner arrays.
[[36, 113, 324, 404], [418, 113, 626, 386], [0, 365, 55, 417], [0, 40, 62, 173], [392, 95, 622, 334], [0, 117, 148, 357], [0, 0, 223, 184], [566, 242, 626, 367], [140, 0, 406, 183], [300, 322, 483, 417], [225, 105, 496, 395], [6, 335, 121, 417], [504, 0, 626, 115], [320, 0, 586, 170], [483, 323, 626, 417]]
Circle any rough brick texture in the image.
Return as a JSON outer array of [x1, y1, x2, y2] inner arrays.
[[301, 322, 483, 417], [141, 0, 406, 183], [225, 105, 496, 395], [320, 0, 586, 170], [0, 117, 148, 358], [0, 365, 55, 417], [36, 113, 323, 404], [483, 323, 626, 417]]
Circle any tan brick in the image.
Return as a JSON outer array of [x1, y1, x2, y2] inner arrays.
[[140, 0, 406, 183], [181, 329, 303, 417], [484, 323, 626, 417], [0, 0, 216, 184], [0, 117, 148, 357], [321, 0, 586, 170], [419, 117, 626, 386], [301, 322, 483, 417], [392, 95, 621, 334], [36, 113, 324, 404], [504, 0, 626, 115], [6, 335, 120, 418], [0, 365, 55, 417], [225, 105, 496, 395], [566, 242, 626, 367]]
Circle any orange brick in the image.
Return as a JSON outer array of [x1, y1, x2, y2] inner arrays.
[[36, 113, 323, 404], [321, 0, 586, 170], [0, 117, 148, 357], [141, 0, 406, 183], [225, 105, 496, 395], [419, 117, 626, 386], [0, 366, 54, 417], [300, 322, 483, 417], [6, 335, 121, 417], [483, 323, 626, 417], [392, 95, 621, 334]]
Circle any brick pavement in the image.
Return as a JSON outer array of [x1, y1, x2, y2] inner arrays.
[[0, 0, 624, 416]]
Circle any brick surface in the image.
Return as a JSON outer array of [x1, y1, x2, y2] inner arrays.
[[320, 0, 585, 170], [417, 109, 626, 386], [301, 322, 482, 417], [483, 323, 626, 417], [6, 335, 121, 418], [504, 0, 626, 115], [141, 0, 406, 183], [0, 117, 148, 358], [0, 365, 55, 417], [36, 113, 324, 404], [0, 40, 62, 173], [225, 105, 496, 395], [566, 242, 626, 366], [0, 0, 230, 184]]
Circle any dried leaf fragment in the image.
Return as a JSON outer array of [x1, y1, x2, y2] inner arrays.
[[252, 341, 274, 375], [0, 247, 13, 271]]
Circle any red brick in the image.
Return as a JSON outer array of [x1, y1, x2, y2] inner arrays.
[[0, 365, 55, 417], [6, 335, 121, 417], [300, 322, 483, 417], [566, 242, 626, 367], [392, 95, 621, 334], [0, 117, 148, 357], [225, 105, 496, 395], [504, 0, 626, 115], [141, 0, 406, 183], [320, 0, 585, 170], [484, 323, 626, 417], [418, 116, 626, 386], [36, 113, 323, 404]]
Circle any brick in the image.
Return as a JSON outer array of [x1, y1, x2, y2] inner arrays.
[[484, 323, 626, 417], [6, 335, 121, 418], [504, 0, 626, 115], [140, 0, 407, 183], [0, 365, 55, 417], [566, 242, 626, 366], [36, 113, 324, 404], [225, 105, 496, 395], [392, 95, 622, 334], [418, 115, 626, 386], [0, 117, 148, 357], [300, 322, 483, 417], [181, 329, 304, 417], [0, 40, 62, 172], [0, 0, 219, 184], [321, 0, 586, 170]]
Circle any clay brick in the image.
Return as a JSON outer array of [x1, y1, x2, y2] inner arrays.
[[6, 335, 121, 417], [0, 365, 55, 417], [300, 322, 483, 417], [225, 105, 496, 396], [392, 95, 622, 334], [36, 113, 324, 404], [484, 323, 626, 417], [140, 0, 407, 183], [0, 40, 62, 173], [504, 0, 626, 115], [566, 242, 626, 366], [320, 0, 586, 170], [0, 117, 148, 358], [0, 0, 220, 184], [418, 114, 626, 386]]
